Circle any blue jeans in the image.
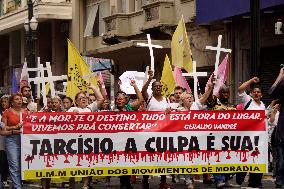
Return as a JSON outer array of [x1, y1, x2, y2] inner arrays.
[[275, 145, 284, 186], [213, 173, 231, 184], [214, 174, 225, 184], [5, 135, 21, 189], [0, 173, 3, 189]]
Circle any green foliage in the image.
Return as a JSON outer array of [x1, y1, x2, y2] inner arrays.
[[14, 0, 21, 6]]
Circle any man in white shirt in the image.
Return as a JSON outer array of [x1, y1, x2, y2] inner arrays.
[[237, 77, 266, 188], [238, 77, 265, 110], [141, 71, 171, 189], [21, 86, 37, 112]]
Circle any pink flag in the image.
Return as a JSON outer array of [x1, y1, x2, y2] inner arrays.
[[20, 61, 29, 90], [98, 72, 108, 97], [206, 54, 229, 96], [173, 67, 192, 93]]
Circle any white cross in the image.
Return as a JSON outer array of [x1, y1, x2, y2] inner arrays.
[[29, 63, 67, 106], [205, 35, 232, 79], [182, 61, 207, 100], [22, 59, 42, 98], [137, 34, 163, 73]]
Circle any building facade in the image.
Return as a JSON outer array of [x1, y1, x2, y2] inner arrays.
[[0, 0, 233, 100], [196, 0, 284, 104], [0, 0, 72, 93], [74, 0, 224, 95]]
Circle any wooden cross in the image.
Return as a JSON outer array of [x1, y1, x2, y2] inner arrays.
[[205, 35, 232, 80], [182, 61, 207, 100], [137, 34, 163, 73], [29, 63, 67, 106]]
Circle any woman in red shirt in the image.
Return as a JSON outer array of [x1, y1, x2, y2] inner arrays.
[[0, 93, 28, 189]]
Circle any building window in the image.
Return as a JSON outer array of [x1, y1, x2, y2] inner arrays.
[[84, 0, 99, 37], [0, 0, 4, 16], [135, 0, 142, 11]]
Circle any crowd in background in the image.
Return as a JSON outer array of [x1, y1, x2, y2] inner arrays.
[[0, 67, 283, 189]]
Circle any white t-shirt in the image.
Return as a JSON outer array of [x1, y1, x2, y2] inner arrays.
[[268, 111, 279, 143], [190, 101, 206, 110], [88, 101, 98, 112], [178, 100, 205, 111], [27, 102, 37, 112], [67, 107, 91, 113], [67, 102, 98, 113], [238, 92, 266, 110], [146, 96, 169, 111]]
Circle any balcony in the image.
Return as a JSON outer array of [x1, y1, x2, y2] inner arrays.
[[141, 0, 175, 30], [103, 10, 144, 39], [0, 0, 72, 34], [103, 0, 175, 40]]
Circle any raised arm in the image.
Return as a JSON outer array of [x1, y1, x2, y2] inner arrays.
[[271, 67, 284, 88], [199, 83, 213, 105], [141, 70, 154, 102], [269, 68, 284, 99], [130, 80, 144, 110], [269, 104, 279, 124], [97, 80, 108, 100], [87, 83, 104, 108], [238, 77, 259, 94]]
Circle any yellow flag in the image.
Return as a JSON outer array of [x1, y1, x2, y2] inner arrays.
[[40, 83, 50, 95], [171, 15, 193, 73], [161, 55, 176, 97], [66, 39, 96, 101]]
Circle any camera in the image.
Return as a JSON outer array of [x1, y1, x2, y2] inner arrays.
[[275, 19, 284, 35]]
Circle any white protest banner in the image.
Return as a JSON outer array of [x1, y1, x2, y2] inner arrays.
[[21, 111, 267, 180]]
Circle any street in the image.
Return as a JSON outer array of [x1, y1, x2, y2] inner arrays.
[[15, 174, 276, 189]]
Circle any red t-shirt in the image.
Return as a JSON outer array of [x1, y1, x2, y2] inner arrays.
[[2, 108, 29, 127]]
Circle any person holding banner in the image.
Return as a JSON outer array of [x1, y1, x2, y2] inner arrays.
[[0, 93, 29, 189], [206, 85, 235, 188], [114, 80, 143, 189], [175, 83, 213, 189], [40, 96, 63, 189], [141, 71, 171, 189], [67, 84, 104, 189], [142, 71, 169, 112], [269, 67, 284, 188], [238, 77, 265, 188], [178, 82, 212, 111]]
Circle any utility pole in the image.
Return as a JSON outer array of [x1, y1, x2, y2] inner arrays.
[[250, 0, 260, 76]]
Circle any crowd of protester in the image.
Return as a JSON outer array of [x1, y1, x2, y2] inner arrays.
[[0, 67, 283, 189]]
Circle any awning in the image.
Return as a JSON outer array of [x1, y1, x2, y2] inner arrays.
[[85, 39, 171, 59], [84, 40, 171, 75], [196, 0, 284, 24]]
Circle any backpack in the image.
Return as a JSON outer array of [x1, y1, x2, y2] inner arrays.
[[244, 99, 253, 110]]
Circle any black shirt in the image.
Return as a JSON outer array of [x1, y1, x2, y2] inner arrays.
[[269, 77, 284, 144]]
